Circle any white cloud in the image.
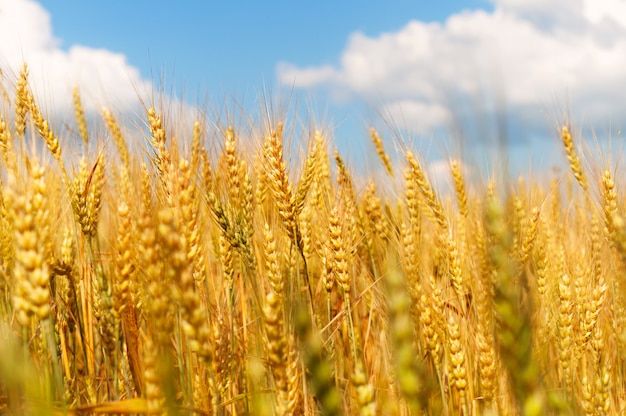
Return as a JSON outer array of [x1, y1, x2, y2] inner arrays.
[[583, 0, 626, 26], [383, 99, 452, 134], [277, 63, 340, 89], [0, 0, 151, 115], [277, 0, 626, 138]]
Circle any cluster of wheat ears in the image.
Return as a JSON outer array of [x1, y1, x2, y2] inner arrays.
[[0, 63, 625, 415]]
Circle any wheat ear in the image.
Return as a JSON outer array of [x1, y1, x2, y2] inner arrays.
[[369, 127, 394, 177], [73, 86, 89, 145]]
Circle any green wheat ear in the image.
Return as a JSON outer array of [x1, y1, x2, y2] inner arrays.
[[294, 301, 341, 416], [486, 195, 569, 415], [386, 264, 432, 413]]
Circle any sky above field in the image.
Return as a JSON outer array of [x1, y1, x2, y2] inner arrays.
[[1, 0, 626, 183]]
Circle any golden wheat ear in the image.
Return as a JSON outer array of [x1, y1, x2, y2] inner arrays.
[[369, 127, 394, 177], [14, 63, 29, 140], [0, 111, 17, 174], [10, 159, 51, 328], [405, 150, 447, 230], [102, 108, 130, 168], [561, 125, 588, 191], [73, 86, 89, 145], [262, 122, 298, 242]]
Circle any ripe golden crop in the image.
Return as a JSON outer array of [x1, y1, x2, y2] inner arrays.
[[0, 63, 623, 415]]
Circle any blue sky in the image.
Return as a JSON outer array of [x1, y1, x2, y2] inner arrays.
[[2, 0, 626, 186], [36, 1, 491, 95]]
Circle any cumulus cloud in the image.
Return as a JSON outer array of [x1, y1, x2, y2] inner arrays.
[[0, 0, 151, 115], [277, 0, 626, 138]]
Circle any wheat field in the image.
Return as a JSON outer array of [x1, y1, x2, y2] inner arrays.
[[0, 63, 625, 415]]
